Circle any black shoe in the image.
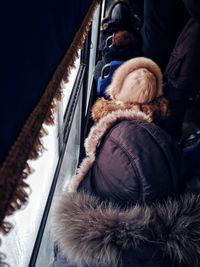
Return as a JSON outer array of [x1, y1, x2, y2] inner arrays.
[[181, 128, 200, 148]]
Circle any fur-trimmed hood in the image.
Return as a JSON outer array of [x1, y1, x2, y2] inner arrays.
[[53, 191, 200, 267], [106, 57, 163, 104], [53, 108, 192, 266]]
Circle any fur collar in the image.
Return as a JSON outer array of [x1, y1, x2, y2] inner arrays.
[[91, 96, 168, 123], [53, 191, 200, 267], [67, 109, 150, 192]]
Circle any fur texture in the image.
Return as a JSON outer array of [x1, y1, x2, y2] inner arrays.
[[53, 192, 200, 267], [67, 109, 150, 192], [106, 57, 163, 103], [91, 96, 168, 123]]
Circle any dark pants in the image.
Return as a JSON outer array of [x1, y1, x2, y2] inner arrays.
[[141, 0, 188, 72]]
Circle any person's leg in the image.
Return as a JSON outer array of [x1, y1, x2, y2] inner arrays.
[[141, 0, 188, 72]]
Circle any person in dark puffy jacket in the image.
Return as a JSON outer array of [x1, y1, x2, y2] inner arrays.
[[141, 0, 200, 140], [162, 0, 200, 140], [52, 58, 200, 267]]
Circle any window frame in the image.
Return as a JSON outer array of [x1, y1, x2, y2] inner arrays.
[[28, 2, 104, 266]]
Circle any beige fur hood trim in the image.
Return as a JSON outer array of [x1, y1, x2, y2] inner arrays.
[[91, 96, 168, 123], [106, 57, 163, 102]]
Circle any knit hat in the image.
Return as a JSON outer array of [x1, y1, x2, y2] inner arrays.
[[106, 57, 163, 104]]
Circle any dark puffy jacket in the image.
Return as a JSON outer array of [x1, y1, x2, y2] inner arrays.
[[79, 120, 184, 206], [165, 0, 200, 97], [53, 108, 200, 267]]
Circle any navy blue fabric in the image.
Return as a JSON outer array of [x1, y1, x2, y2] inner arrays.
[[120, 245, 185, 267], [0, 0, 92, 165], [182, 131, 200, 179], [97, 60, 123, 97]]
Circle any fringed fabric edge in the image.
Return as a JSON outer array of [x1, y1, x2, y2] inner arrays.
[[0, 0, 101, 263]]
